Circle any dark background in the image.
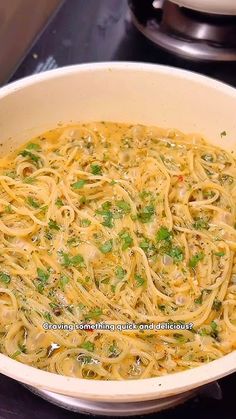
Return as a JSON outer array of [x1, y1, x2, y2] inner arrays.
[[1, 0, 236, 418]]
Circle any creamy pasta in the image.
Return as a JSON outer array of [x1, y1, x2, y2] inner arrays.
[[0, 122, 235, 380]]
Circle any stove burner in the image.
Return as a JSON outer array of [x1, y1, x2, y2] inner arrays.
[[129, 0, 236, 61], [24, 382, 222, 416]]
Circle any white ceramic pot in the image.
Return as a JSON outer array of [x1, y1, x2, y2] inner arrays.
[[170, 0, 236, 15], [0, 63, 236, 402]]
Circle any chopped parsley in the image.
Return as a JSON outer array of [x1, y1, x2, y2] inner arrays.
[[96, 204, 114, 228], [119, 230, 133, 250], [45, 230, 53, 240], [194, 293, 203, 305], [166, 246, 184, 262], [43, 312, 52, 322], [85, 307, 103, 320], [60, 275, 70, 291], [173, 333, 186, 343], [156, 227, 172, 242], [23, 176, 35, 184], [0, 272, 11, 284], [212, 299, 222, 312], [19, 150, 40, 166], [71, 180, 86, 189], [81, 341, 95, 352], [193, 218, 209, 230], [99, 240, 113, 254], [108, 342, 120, 358], [115, 266, 126, 279], [139, 237, 156, 257], [27, 196, 40, 209], [80, 218, 91, 227], [189, 252, 204, 269], [55, 198, 64, 208], [60, 252, 85, 268], [67, 237, 81, 247], [137, 205, 155, 223], [77, 355, 93, 365], [37, 268, 50, 282], [5, 205, 13, 213], [214, 251, 225, 257], [48, 219, 60, 231], [26, 143, 41, 151], [139, 190, 153, 201], [135, 273, 145, 287], [115, 200, 131, 215], [220, 131, 227, 138], [91, 164, 102, 175]]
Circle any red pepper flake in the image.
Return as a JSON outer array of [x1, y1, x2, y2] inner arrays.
[[85, 324, 94, 332], [178, 175, 184, 182]]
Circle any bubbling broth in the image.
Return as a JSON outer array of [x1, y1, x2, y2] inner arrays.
[[0, 122, 236, 380]]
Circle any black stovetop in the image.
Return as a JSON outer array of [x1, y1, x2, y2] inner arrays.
[[1, 1, 236, 418]]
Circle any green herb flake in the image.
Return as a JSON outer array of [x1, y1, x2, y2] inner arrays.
[[55, 198, 64, 208], [0, 272, 11, 284], [80, 218, 91, 227], [5, 171, 16, 179], [27, 196, 40, 209], [77, 355, 93, 365], [108, 342, 119, 358], [5, 205, 13, 213], [19, 150, 40, 165], [60, 252, 85, 268], [23, 176, 35, 184], [45, 230, 53, 240], [85, 307, 103, 320], [137, 205, 155, 223], [115, 200, 131, 214], [156, 227, 172, 242], [212, 299, 222, 312], [99, 240, 113, 254], [60, 275, 70, 291], [71, 180, 86, 189], [166, 246, 184, 262], [115, 266, 126, 279], [214, 251, 225, 257], [96, 205, 114, 228], [80, 195, 87, 205], [119, 230, 133, 250], [43, 312, 52, 322], [194, 293, 203, 305], [91, 164, 102, 175], [10, 350, 22, 359], [37, 268, 49, 283], [220, 131, 227, 138], [26, 143, 41, 151], [193, 218, 209, 230], [48, 219, 60, 231], [81, 341, 95, 352], [67, 237, 80, 247], [189, 252, 204, 269], [139, 190, 153, 201], [135, 273, 145, 287], [173, 333, 186, 343]]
